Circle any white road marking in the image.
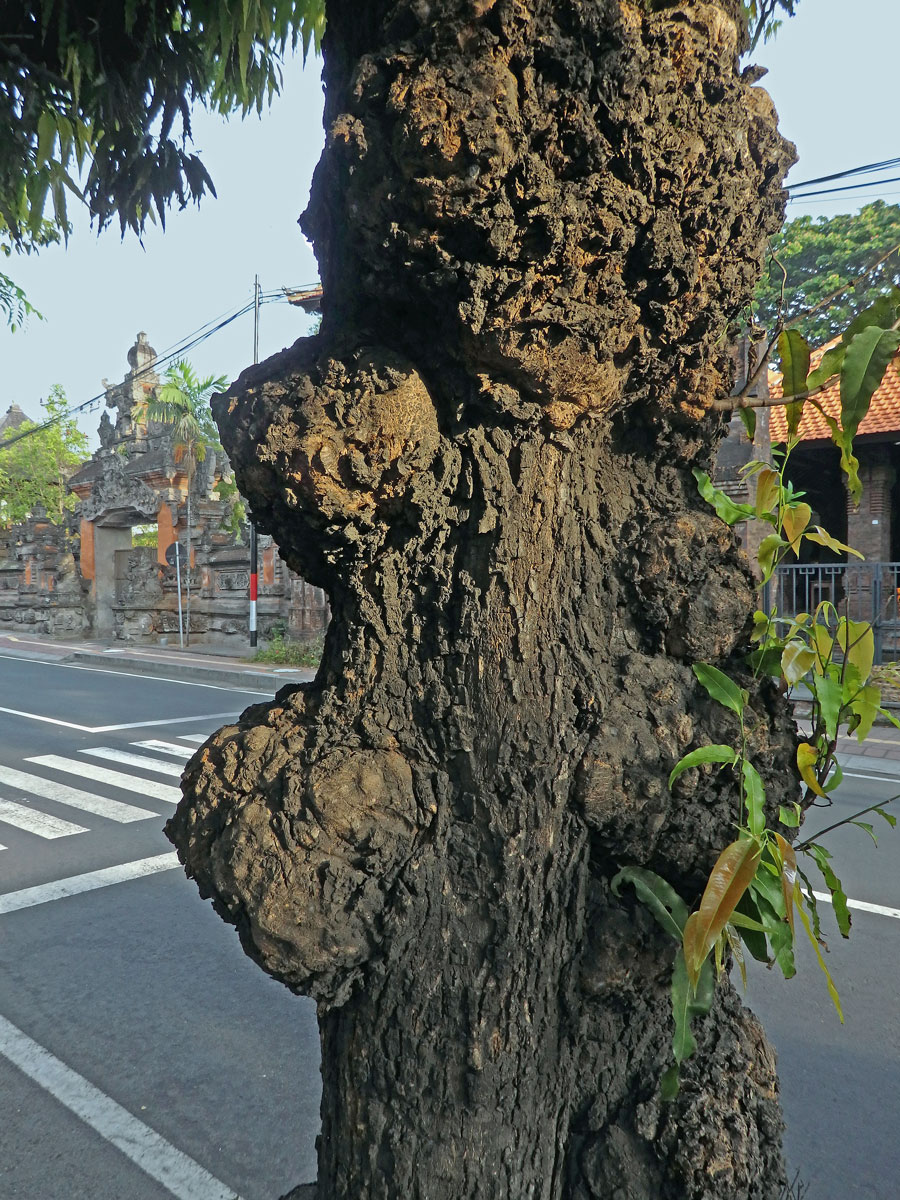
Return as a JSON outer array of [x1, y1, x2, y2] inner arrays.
[[0, 799, 87, 839], [27, 756, 181, 805], [132, 740, 194, 759], [813, 890, 900, 921], [180, 734, 207, 744], [0, 707, 240, 733], [80, 747, 184, 778], [0, 765, 154, 823], [842, 771, 900, 785], [0, 1013, 241, 1200], [0, 853, 179, 915], [0, 651, 271, 696]]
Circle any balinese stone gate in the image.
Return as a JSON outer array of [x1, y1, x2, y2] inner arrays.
[[0, 334, 329, 644], [168, 4, 798, 1200]]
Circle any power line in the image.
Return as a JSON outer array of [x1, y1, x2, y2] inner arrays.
[[788, 174, 900, 202], [0, 293, 275, 453], [788, 157, 900, 191]]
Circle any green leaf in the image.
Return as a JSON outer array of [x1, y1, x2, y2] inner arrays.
[[875, 805, 898, 829], [851, 820, 878, 846], [806, 342, 846, 391], [668, 744, 736, 789], [840, 324, 900, 442], [778, 328, 811, 397], [781, 503, 811, 555], [670, 948, 715, 1069], [738, 406, 757, 441], [610, 866, 689, 941], [693, 469, 756, 526], [794, 884, 843, 1022], [757, 533, 785, 582], [779, 802, 802, 828], [842, 294, 900, 343], [741, 761, 766, 839], [692, 663, 745, 716], [811, 672, 843, 741], [749, 880, 796, 979], [806, 843, 851, 937]]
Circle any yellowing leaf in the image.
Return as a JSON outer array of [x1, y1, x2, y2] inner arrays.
[[797, 742, 827, 798], [773, 833, 797, 936], [683, 838, 762, 990], [794, 882, 843, 1022], [781, 639, 816, 686], [757, 533, 784, 582], [810, 624, 835, 673], [804, 526, 864, 560], [837, 618, 875, 685], [782, 503, 811, 555], [754, 468, 779, 517]]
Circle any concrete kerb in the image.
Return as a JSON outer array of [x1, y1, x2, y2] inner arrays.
[[62, 649, 317, 693]]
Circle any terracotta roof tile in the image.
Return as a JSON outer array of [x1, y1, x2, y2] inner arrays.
[[769, 336, 900, 443]]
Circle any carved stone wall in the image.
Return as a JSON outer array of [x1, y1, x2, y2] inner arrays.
[[0, 334, 330, 645]]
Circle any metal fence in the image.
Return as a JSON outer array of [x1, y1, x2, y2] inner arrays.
[[764, 562, 900, 664]]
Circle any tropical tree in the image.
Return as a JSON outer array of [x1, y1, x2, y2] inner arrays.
[[754, 201, 900, 344], [140, 361, 226, 645], [0, 1, 324, 311], [0, 386, 87, 525]]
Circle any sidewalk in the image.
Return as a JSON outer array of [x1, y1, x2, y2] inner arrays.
[[0, 632, 317, 693]]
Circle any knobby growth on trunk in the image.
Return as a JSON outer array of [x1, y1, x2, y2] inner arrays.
[[166, 1, 797, 1195]]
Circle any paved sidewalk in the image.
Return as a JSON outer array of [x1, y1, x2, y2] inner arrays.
[[0, 632, 318, 692]]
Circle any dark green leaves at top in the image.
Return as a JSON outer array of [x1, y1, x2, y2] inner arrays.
[[840, 325, 900, 443], [806, 342, 846, 392], [692, 663, 746, 716]]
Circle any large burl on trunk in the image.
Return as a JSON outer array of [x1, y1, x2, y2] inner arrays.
[[166, 1, 798, 1196]]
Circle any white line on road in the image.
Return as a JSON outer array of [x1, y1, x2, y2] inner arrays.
[[813, 890, 900, 921], [132, 740, 194, 759], [0, 852, 180, 915], [842, 771, 900, 786], [28, 756, 182, 804], [0, 707, 241, 733], [80, 747, 185, 778], [0, 799, 87, 839], [0, 651, 271, 695], [0, 1013, 242, 1200], [180, 734, 208, 744], [0, 765, 154, 823]]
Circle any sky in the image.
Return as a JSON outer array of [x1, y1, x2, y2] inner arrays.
[[3, 0, 899, 442]]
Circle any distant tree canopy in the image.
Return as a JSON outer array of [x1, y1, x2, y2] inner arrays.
[[0, 387, 88, 526], [754, 201, 900, 346]]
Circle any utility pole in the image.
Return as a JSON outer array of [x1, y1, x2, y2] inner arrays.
[[249, 276, 260, 648]]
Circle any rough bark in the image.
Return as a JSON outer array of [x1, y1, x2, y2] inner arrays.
[[166, 1, 797, 1196]]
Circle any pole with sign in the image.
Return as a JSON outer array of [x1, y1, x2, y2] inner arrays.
[[249, 275, 260, 648], [165, 540, 185, 649]]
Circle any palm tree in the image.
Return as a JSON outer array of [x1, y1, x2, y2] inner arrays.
[[140, 361, 227, 646]]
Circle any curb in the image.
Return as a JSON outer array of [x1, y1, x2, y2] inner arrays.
[[63, 651, 316, 693]]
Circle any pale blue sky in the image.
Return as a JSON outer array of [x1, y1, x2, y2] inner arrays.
[[3, 0, 898, 438]]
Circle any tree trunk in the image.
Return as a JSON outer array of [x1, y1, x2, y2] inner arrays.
[[166, 1, 797, 1196]]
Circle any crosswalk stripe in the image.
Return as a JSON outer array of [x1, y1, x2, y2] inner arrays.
[[0, 765, 154, 823], [132, 740, 194, 759], [26, 756, 181, 805], [0, 799, 87, 839], [79, 747, 184, 778], [180, 734, 207, 744]]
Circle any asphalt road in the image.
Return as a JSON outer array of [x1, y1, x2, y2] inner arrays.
[[1, 651, 898, 1199], [0, 653, 320, 1200]]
